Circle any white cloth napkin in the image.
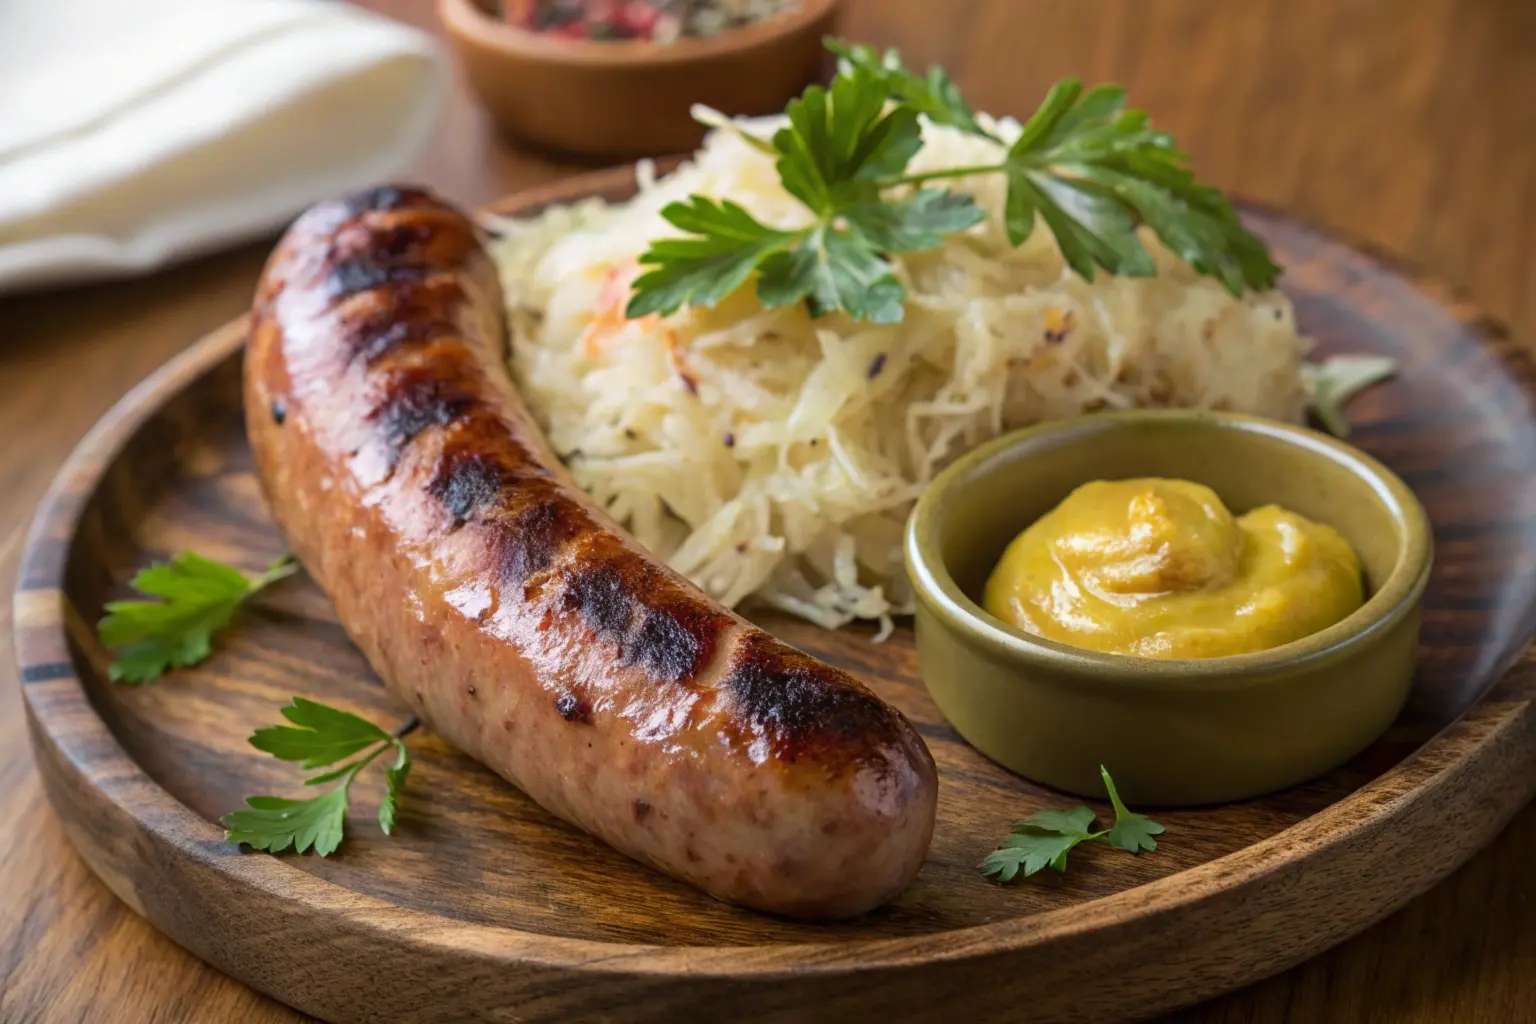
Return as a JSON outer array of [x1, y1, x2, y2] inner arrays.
[[0, 0, 448, 292]]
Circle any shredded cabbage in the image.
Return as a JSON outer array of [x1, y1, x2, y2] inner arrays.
[[488, 114, 1308, 636]]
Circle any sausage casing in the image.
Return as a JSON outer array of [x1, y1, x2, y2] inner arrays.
[[245, 186, 938, 919]]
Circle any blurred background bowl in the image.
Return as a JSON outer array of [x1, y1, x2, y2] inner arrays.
[[438, 0, 843, 158]]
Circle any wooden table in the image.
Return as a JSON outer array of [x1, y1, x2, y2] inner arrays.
[[3, 1, 1534, 1020]]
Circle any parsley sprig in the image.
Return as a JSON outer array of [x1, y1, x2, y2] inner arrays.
[[626, 38, 1279, 325], [628, 64, 984, 324], [221, 698, 415, 856], [97, 551, 420, 856], [981, 766, 1165, 882], [98, 552, 297, 684]]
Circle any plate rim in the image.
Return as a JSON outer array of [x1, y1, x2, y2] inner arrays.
[[13, 166, 1536, 1015]]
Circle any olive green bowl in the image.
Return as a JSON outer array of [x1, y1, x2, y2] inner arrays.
[[905, 410, 1433, 806]]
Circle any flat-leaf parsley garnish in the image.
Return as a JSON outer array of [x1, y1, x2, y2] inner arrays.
[[97, 552, 297, 684], [221, 698, 417, 857], [627, 38, 1279, 325], [981, 766, 1165, 882], [627, 63, 985, 324]]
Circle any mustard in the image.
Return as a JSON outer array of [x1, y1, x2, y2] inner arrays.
[[983, 479, 1364, 659]]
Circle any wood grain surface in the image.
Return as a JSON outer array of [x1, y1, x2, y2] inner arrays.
[[2, 1, 1534, 1021]]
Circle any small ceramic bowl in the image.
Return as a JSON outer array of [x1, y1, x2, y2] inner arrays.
[[905, 410, 1432, 806], [438, 0, 843, 158]]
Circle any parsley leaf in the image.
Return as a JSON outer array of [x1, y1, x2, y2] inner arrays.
[[841, 188, 989, 252], [757, 225, 906, 323], [625, 197, 797, 318], [379, 742, 411, 835], [248, 696, 393, 769], [222, 790, 349, 856], [754, 189, 984, 322], [1100, 764, 1165, 853], [627, 39, 1280, 323], [773, 67, 925, 212], [827, 39, 998, 143], [981, 828, 1090, 882], [1303, 355, 1397, 438], [98, 552, 297, 685], [980, 804, 1104, 881], [629, 63, 984, 324], [981, 767, 1165, 883], [222, 698, 415, 856], [1021, 805, 1098, 835], [1003, 80, 1280, 295]]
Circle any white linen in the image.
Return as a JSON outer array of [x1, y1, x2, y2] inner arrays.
[[0, 0, 447, 291]]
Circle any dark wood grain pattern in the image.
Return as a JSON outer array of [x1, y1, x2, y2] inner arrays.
[[4, 2, 1536, 1023], [11, 169, 1536, 1022]]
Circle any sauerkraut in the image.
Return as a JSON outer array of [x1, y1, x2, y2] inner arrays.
[[488, 113, 1309, 636]]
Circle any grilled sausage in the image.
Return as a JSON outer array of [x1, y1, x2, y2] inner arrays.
[[244, 185, 938, 919]]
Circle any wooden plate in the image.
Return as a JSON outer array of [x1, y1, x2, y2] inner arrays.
[[14, 168, 1536, 1024]]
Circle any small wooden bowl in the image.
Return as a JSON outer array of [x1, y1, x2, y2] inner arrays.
[[438, 0, 842, 158], [905, 411, 1433, 807]]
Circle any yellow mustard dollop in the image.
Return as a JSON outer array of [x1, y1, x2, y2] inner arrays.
[[982, 478, 1364, 659]]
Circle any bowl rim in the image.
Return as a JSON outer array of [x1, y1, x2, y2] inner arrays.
[[905, 409, 1434, 690], [438, 0, 843, 66]]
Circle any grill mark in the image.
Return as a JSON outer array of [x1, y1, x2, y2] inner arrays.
[[332, 277, 467, 365], [496, 491, 598, 587], [627, 611, 701, 683], [379, 384, 469, 449], [354, 319, 458, 364], [327, 260, 429, 299], [341, 184, 429, 216], [319, 196, 733, 685], [281, 185, 442, 272], [326, 200, 478, 277], [567, 565, 632, 639], [369, 366, 478, 459], [376, 223, 436, 259], [427, 450, 508, 525], [557, 552, 730, 684], [720, 631, 904, 766]]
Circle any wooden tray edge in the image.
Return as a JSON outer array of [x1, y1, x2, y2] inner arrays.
[[11, 220, 1536, 1021]]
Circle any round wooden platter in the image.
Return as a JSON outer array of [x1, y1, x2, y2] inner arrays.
[[14, 168, 1536, 1024]]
